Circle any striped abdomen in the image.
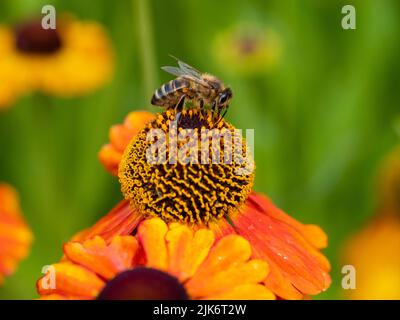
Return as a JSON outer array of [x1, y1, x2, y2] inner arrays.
[[151, 77, 192, 107]]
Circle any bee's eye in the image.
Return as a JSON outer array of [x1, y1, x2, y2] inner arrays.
[[219, 94, 228, 104]]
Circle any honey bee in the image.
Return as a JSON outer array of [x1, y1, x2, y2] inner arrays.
[[151, 57, 233, 125]]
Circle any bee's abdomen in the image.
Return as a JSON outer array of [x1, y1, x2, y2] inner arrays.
[[151, 78, 189, 107]]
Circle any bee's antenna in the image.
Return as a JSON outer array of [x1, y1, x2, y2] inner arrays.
[[169, 54, 180, 62]]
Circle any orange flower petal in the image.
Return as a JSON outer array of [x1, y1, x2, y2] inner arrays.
[[0, 184, 20, 215], [38, 294, 68, 300], [124, 111, 155, 133], [63, 236, 138, 280], [36, 262, 104, 298], [109, 124, 135, 153], [248, 193, 328, 249], [187, 258, 269, 298], [203, 284, 275, 300], [98, 144, 122, 176], [231, 192, 331, 299], [73, 200, 142, 243], [266, 263, 304, 299], [0, 252, 19, 281], [0, 223, 33, 245], [166, 224, 215, 282], [137, 218, 168, 270], [38, 293, 91, 300], [186, 235, 268, 297], [0, 183, 33, 284], [99, 111, 155, 176], [208, 215, 237, 240]]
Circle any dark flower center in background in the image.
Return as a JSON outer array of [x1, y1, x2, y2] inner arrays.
[[236, 35, 259, 55], [97, 267, 189, 300], [15, 21, 62, 54]]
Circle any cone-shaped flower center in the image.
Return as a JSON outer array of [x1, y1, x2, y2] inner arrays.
[[97, 267, 189, 300], [119, 109, 255, 225], [15, 21, 62, 54]]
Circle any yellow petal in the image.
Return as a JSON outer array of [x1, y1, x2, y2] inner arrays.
[[203, 284, 275, 300], [36, 262, 104, 298], [64, 236, 138, 280], [166, 225, 214, 282], [137, 218, 168, 270], [186, 235, 262, 297], [187, 259, 269, 298]]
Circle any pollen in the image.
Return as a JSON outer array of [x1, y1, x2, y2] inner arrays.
[[119, 109, 255, 225]]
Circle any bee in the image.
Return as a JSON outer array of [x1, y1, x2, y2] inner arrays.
[[151, 57, 233, 125]]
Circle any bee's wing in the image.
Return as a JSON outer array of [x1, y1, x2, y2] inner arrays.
[[161, 66, 185, 77], [169, 55, 203, 79], [177, 61, 202, 79], [161, 66, 208, 86]]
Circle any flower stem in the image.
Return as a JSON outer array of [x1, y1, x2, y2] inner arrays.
[[134, 0, 158, 102]]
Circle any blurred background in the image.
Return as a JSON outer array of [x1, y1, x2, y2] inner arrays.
[[0, 0, 399, 299]]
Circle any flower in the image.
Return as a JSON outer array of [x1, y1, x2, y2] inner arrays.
[[344, 214, 400, 300], [37, 218, 275, 300], [0, 15, 113, 108], [94, 109, 331, 299], [213, 24, 282, 77], [0, 183, 33, 285], [343, 145, 400, 299]]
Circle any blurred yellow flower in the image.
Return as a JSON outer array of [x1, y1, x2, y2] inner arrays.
[[0, 15, 114, 108], [344, 214, 400, 299], [0, 183, 33, 285], [343, 145, 400, 300], [213, 24, 282, 76]]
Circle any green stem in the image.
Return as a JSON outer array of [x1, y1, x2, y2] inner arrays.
[[135, 0, 158, 101]]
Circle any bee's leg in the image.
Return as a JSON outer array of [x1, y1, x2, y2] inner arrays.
[[175, 95, 186, 127], [214, 105, 229, 127], [199, 99, 205, 116], [211, 101, 218, 123]]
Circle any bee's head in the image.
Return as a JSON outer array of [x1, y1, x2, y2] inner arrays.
[[217, 88, 233, 108]]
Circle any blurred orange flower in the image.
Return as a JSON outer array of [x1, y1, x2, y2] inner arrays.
[[0, 15, 114, 108], [37, 218, 274, 300], [0, 183, 33, 285]]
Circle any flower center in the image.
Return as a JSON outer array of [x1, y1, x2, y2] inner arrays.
[[97, 267, 189, 300], [14, 21, 62, 54], [119, 109, 255, 225], [236, 35, 260, 55]]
